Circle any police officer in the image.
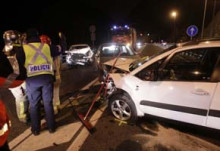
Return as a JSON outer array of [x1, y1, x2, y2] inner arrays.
[[16, 28, 66, 135]]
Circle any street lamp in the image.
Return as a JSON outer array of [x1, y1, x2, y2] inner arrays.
[[170, 10, 178, 42], [171, 11, 177, 19]]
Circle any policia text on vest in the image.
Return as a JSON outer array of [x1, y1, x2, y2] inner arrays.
[[28, 64, 52, 73]]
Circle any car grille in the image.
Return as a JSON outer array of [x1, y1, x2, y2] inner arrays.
[[71, 54, 85, 59]]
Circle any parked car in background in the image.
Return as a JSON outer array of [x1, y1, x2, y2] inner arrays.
[[66, 44, 94, 66], [96, 43, 140, 73], [96, 43, 140, 64], [106, 39, 220, 130]]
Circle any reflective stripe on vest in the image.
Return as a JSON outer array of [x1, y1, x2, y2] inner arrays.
[[23, 43, 54, 77], [0, 123, 9, 136], [0, 100, 10, 146]]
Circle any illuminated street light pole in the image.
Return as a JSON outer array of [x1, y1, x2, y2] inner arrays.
[[170, 11, 177, 43]]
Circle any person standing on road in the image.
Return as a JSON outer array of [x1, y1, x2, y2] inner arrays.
[[0, 31, 26, 151], [16, 28, 66, 136], [3, 30, 30, 124], [40, 34, 62, 114]]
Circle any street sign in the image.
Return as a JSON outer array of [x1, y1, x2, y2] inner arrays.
[[186, 25, 198, 38], [89, 25, 96, 33], [91, 33, 96, 41], [89, 26, 96, 48]]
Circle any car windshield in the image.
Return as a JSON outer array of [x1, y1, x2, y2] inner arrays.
[[111, 29, 130, 36], [100, 44, 134, 57], [129, 44, 177, 71]]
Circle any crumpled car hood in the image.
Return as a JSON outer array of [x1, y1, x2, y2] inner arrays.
[[103, 58, 136, 72]]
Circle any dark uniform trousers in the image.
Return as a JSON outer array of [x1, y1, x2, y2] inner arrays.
[[26, 74, 55, 132]]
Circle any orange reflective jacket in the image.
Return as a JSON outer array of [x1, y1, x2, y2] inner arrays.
[[0, 100, 10, 147]]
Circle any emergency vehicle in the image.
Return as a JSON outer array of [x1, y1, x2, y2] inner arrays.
[[110, 25, 137, 50]]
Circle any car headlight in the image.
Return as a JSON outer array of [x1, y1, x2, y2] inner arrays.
[[66, 55, 72, 64]]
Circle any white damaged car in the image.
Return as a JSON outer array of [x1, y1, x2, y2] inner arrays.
[[66, 44, 94, 66], [107, 40, 220, 130]]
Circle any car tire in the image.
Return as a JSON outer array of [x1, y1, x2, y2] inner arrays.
[[108, 94, 137, 122]]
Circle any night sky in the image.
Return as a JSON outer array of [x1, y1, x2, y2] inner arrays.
[[0, 0, 219, 47]]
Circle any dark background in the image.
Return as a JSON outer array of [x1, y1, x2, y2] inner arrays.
[[0, 0, 219, 48]]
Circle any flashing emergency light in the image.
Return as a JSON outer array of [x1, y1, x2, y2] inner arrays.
[[124, 25, 130, 29]]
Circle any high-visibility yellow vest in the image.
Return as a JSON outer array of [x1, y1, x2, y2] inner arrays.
[[13, 43, 21, 47], [23, 43, 54, 77]]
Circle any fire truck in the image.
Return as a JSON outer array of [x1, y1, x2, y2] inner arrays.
[[110, 25, 137, 50]]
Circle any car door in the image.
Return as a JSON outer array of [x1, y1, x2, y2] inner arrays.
[[135, 47, 219, 126], [206, 54, 220, 129]]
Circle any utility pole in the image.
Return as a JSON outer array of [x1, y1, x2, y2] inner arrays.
[[201, 0, 207, 39], [210, 0, 217, 37], [170, 11, 177, 43]]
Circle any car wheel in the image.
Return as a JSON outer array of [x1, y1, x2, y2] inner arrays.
[[109, 94, 137, 121]]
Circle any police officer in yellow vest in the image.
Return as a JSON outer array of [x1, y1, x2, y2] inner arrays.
[[16, 28, 66, 136]]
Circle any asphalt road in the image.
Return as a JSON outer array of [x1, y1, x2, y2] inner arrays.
[[80, 110, 220, 151]]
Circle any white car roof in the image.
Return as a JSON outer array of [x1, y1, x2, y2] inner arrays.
[[131, 40, 220, 75]]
